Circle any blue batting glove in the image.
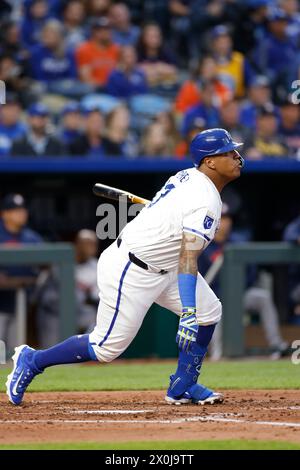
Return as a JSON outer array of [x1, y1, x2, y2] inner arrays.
[[176, 307, 199, 352]]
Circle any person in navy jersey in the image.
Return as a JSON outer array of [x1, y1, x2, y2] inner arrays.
[[0, 194, 42, 353], [0, 96, 27, 157], [181, 79, 220, 137], [106, 45, 148, 99]]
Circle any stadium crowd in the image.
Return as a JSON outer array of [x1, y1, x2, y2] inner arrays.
[[0, 0, 299, 160]]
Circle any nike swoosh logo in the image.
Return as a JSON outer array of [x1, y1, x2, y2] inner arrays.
[[12, 369, 25, 396]]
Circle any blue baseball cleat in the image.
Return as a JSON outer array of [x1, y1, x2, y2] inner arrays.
[[186, 383, 224, 405], [165, 390, 192, 405], [6, 345, 43, 406], [165, 375, 224, 405]]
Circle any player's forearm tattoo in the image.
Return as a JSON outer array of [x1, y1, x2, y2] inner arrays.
[[179, 232, 204, 276]]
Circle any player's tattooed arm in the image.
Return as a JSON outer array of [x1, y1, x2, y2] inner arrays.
[[177, 232, 204, 351], [178, 232, 205, 276]]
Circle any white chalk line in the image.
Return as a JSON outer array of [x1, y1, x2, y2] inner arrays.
[[69, 410, 154, 415], [268, 407, 300, 411], [1, 415, 300, 428]]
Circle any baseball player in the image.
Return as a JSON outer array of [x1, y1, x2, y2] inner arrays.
[[6, 128, 244, 406]]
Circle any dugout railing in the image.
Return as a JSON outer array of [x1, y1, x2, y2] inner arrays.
[[221, 242, 300, 356], [0, 244, 76, 344]]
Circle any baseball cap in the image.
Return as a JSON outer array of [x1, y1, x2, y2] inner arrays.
[[211, 25, 231, 39], [80, 106, 103, 116], [28, 103, 49, 117], [188, 116, 207, 133], [1, 194, 27, 211], [62, 102, 81, 116], [250, 75, 270, 88]]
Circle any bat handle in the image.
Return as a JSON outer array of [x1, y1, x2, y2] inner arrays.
[[130, 196, 151, 205]]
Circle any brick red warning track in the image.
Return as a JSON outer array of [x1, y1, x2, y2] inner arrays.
[[0, 390, 300, 445]]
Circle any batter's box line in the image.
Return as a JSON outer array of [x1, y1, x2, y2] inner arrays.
[[68, 409, 155, 415], [1, 416, 300, 428]]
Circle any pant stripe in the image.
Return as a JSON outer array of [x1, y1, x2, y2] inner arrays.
[[98, 260, 132, 347]]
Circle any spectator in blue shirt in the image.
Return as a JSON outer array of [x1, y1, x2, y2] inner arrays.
[[240, 75, 274, 130], [0, 193, 42, 353], [29, 19, 77, 83], [21, 0, 52, 49], [29, 19, 92, 99], [106, 45, 148, 99], [110, 3, 140, 46], [181, 79, 220, 137], [255, 8, 298, 96], [0, 96, 27, 157]]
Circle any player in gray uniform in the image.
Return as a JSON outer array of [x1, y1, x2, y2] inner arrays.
[[6, 128, 244, 406]]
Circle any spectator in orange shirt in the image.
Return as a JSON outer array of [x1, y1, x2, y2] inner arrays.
[[75, 17, 120, 89], [174, 55, 232, 115]]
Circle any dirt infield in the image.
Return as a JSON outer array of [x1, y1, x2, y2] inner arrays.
[[0, 390, 300, 445]]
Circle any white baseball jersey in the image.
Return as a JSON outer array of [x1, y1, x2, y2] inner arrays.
[[90, 168, 223, 363], [121, 168, 222, 271]]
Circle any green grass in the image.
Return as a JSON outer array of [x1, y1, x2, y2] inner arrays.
[[0, 440, 299, 450], [0, 360, 299, 392]]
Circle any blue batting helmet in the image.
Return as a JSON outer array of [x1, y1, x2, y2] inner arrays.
[[190, 128, 244, 167]]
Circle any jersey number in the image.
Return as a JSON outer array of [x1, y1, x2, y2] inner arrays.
[[148, 183, 175, 208]]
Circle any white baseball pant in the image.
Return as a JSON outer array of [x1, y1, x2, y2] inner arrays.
[[89, 239, 222, 362]]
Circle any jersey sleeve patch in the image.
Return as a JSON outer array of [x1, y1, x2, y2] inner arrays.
[[203, 215, 214, 230], [182, 208, 217, 244]]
